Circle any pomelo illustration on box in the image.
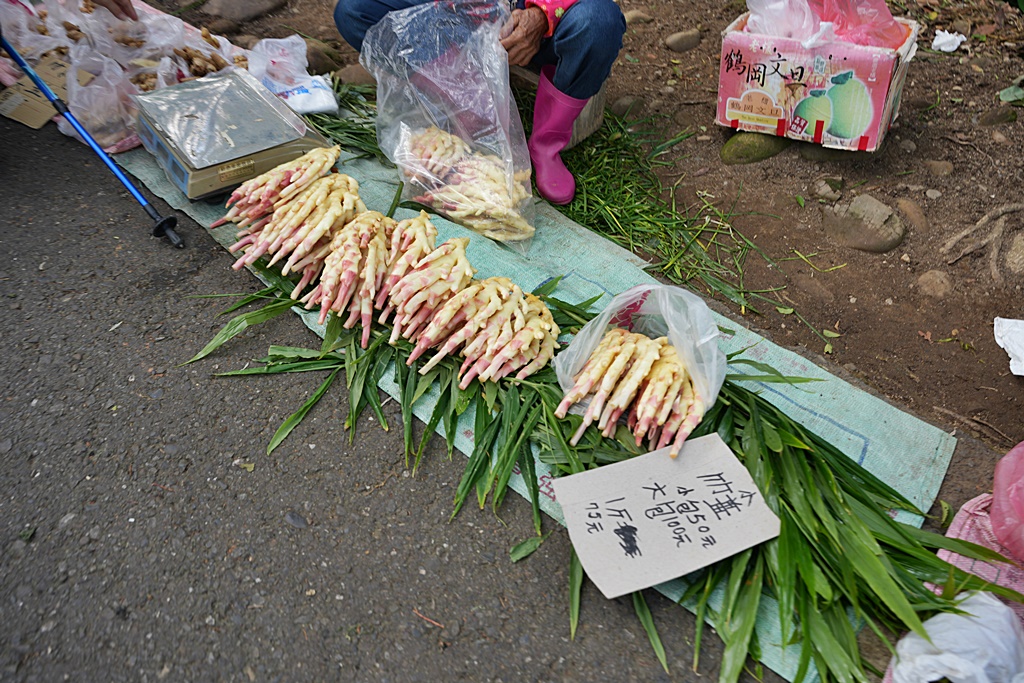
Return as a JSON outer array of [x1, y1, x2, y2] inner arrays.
[[716, 13, 919, 152]]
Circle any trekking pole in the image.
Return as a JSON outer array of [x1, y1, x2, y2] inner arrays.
[[2, 36, 185, 248]]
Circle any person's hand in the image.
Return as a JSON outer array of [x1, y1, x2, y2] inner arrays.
[[500, 6, 547, 66], [92, 0, 138, 21]]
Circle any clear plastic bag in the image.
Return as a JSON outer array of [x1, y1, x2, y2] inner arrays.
[[891, 592, 1024, 683], [360, 0, 536, 252], [805, 0, 908, 48], [247, 35, 338, 115], [553, 284, 727, 425], [0, 0, 66, 61], [57, 42, 140, 152], [992, 441, 1024, 562], [745, 0, 821, 40]]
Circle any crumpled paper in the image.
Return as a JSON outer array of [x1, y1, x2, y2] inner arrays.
[[994, 317, 1024, 376], [931, 30, 968, 52]]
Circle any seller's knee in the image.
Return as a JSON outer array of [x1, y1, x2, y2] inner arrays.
[[334, 0, 373, 51], [560, 0, 626, 50]]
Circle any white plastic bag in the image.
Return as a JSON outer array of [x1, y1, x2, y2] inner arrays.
[[57, 42, 140, 152], [892, 592, 1024, 683], [0, 0, 66, 60], [746, 0, 821, 40], [554, 284, 727, 419], [247, 35, 338, 115]]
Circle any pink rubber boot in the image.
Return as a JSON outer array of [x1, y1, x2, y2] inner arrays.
[[528, 66, 588, 205]]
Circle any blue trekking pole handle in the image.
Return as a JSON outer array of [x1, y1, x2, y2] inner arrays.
[[2, 36, 185, 248]]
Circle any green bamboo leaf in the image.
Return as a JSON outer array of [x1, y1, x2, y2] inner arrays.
[[771, 522, 795, 642], [718, 553, 763, 683], [476, 472, 490, 510], [518, 441, 543, 535], [267, 368, 340, 455], [793, 594, 813, 682], [721, 548, 753, 630], [451, 399, 500, 518], [415, 375, 451, 472], [444, 372, 468, 457], [493, 403, 543, 511], [345, 335, 389, 434], [483, 380, 499, 412], [837, 524, 926, 638], [939, 499, 953, 529], [531, 275, 563, 298], [510, 531, 550, 562], [321, 312, 343, 355], [761, 422, 784, 453], [361, 344, 393, 433], [540, 401, 585, 475], [689, 564, 727, 672], [216, 359, 343, 376], [633, 591, 669, 673], [184, 298, 295, 365], [266, 345, 332, 360], [569, 548, 583, 640], [398, 357, 419, 462], [343, 334, 358, 390], [777, 430, 812, 450], [728, 358, 822, 382], [217, 286, 278, 315], [412, 366, 443, 404], [250, 260, 302, 295], [453, 379, 473, 414], [725, 373, 822, 384], [386, 180, 404, 218], [804, 602, 867, 683]]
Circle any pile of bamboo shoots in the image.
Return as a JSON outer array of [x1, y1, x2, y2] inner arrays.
[[403, 126, 535, 243], [215, 147, 558, 384], [556, 328, 704, 457]]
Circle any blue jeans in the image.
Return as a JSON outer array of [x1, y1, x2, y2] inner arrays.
[[334, 0, 625, 99]]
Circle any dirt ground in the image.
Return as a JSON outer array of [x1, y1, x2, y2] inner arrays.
[[161, 0, 1024, 461]]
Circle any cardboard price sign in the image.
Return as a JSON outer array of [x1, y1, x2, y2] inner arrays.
[[552, 433, 780, 599], [0, 53, 94, 129]]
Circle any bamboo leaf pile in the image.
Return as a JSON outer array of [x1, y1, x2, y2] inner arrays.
[[190, 284, 1021, 683]]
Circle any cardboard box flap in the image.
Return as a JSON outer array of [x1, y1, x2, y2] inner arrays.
[[0, 54, 94, 129]]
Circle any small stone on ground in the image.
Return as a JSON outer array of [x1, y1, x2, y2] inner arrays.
[[720, 132, 790, 165], [822, 194, 905, 253], [203, 0, 287, 23], [335, 64, 376, 86], [665, 29, 701, 53], [917, 270, 953, 298]]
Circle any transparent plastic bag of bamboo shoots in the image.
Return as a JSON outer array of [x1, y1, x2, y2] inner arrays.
[[360, 0, 536, 253], [553, 284, 727, 451]]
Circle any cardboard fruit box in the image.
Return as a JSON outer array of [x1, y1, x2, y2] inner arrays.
[[715, 13, 919, 152]]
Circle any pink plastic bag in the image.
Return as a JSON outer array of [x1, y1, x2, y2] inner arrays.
[[993, 441, 1024, 561], [806, 0, 907, 48]]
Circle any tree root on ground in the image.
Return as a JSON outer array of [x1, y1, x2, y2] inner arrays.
[[940, 203, 1024, 282]]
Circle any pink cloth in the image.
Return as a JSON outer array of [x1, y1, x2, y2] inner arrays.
[[936, 493, 1024, 623], [881, 493, 1024, 682], [524, 0, 579, 37]]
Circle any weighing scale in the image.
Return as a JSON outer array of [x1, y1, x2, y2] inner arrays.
[[134, 69, 331, 200]]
